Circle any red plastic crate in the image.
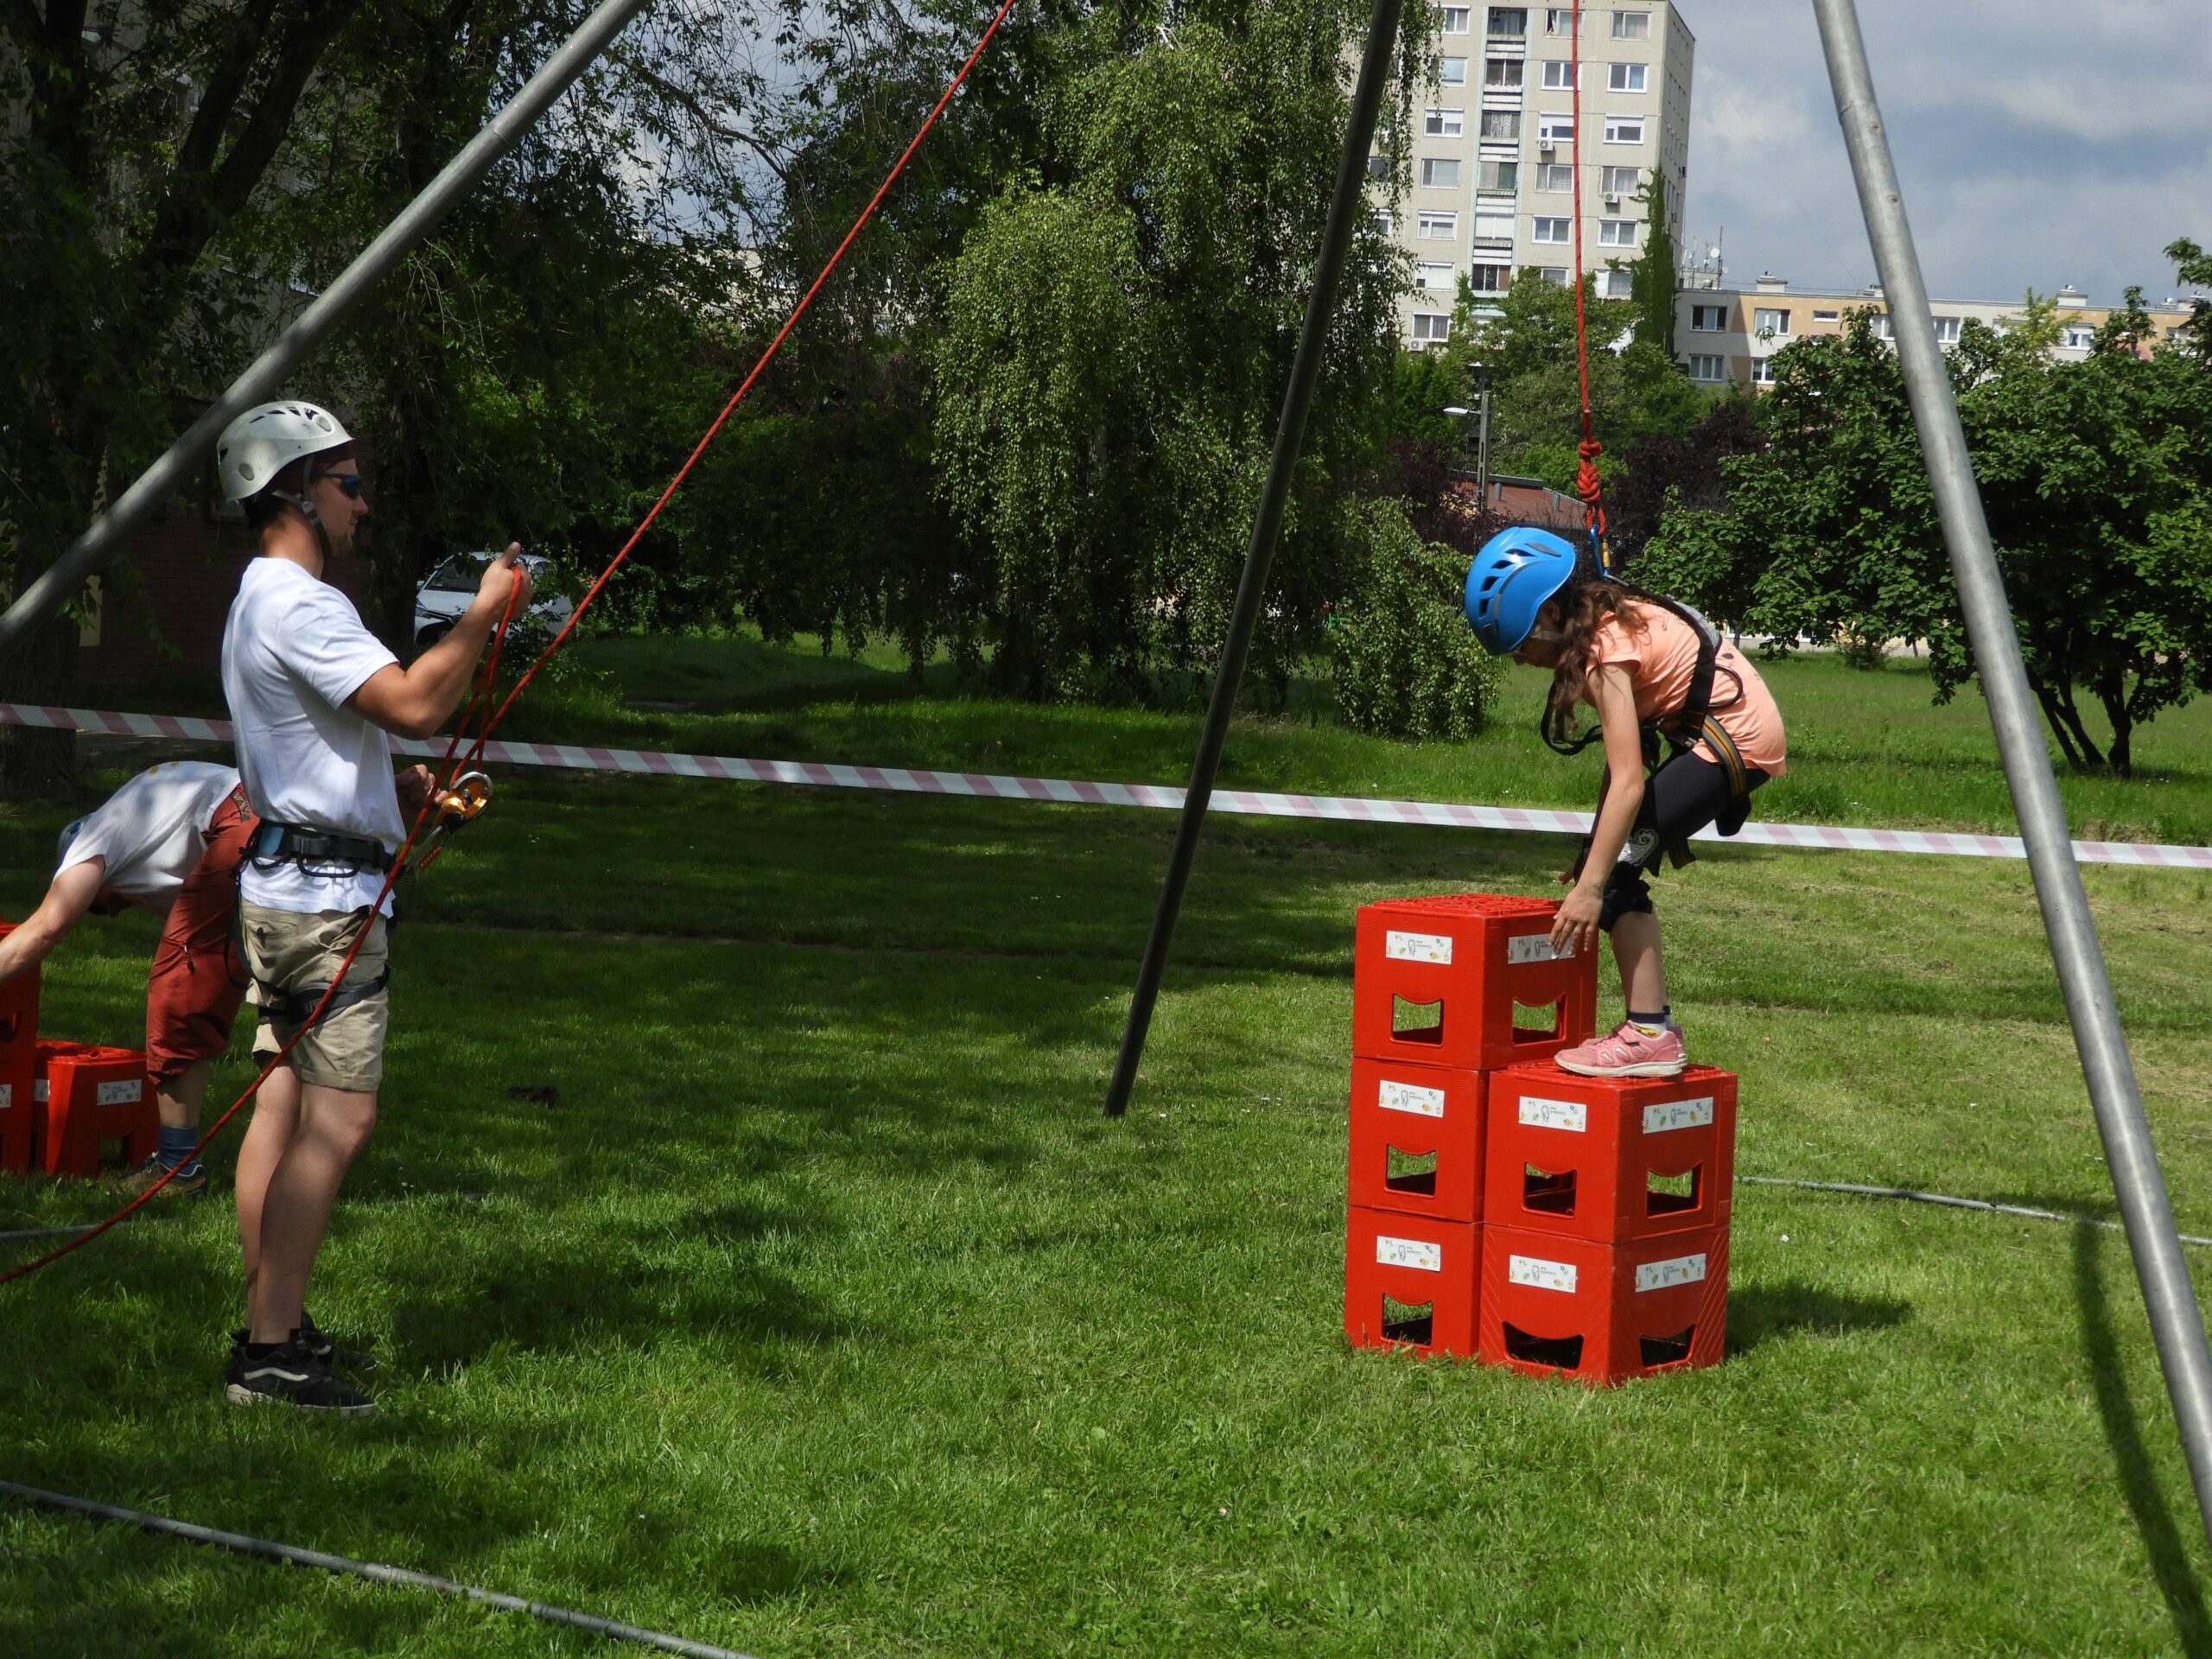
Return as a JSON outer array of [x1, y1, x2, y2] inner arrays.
[[1344, 1206, 1480, 1360], [34, 1040, 156, 1179], [1484, 1063, 1738, 1243], [1348, 1059, 1485, 1223], [1351, 893, 1597, 1071], [0, 927, 36, 1173], [1478, 1222, 1728, 1386]]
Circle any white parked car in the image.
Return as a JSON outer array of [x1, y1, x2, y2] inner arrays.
[[412, 551, 572, 648]]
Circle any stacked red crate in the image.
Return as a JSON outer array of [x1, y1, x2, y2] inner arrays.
[[1344, 894, 1594, 1360], [1343, 893, 1738, 1384], [0, 925, 36, 1173]]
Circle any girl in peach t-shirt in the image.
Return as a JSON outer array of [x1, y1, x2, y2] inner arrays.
[[1464, 527, 1788, 1077]]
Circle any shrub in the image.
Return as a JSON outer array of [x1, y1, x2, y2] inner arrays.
[[1330, 501, 1503, 741]]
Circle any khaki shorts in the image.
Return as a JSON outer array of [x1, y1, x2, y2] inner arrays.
[[239, 902, 391, 1093]]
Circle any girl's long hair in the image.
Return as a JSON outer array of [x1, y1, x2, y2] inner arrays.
[[1542, 581, 1649, 751]]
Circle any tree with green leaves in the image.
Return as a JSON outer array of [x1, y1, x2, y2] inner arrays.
[[1637, 245, 2212, 775], [1626, 172, 1676, 360]]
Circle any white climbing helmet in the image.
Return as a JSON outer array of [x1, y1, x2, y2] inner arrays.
[[214, 401, 353, 503]]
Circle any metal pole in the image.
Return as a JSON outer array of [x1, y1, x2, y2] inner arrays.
[[0, 0, 655, 659], [1103, 0, 1402, 1118], [1812, 0, 2212, 1552], [1475, 374, 1492, 514]]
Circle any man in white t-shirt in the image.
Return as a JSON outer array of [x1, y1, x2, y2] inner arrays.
[[214, 398, 530, 1415]]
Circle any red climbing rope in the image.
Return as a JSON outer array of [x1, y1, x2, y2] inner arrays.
[[1567, 0, 1609, 567], [2, 0, 1021, 1285]]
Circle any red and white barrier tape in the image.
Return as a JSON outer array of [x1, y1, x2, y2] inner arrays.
[[10, 701, 2211, 868]]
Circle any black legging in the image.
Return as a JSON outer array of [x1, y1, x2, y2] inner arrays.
[[1571, 750, 1769, 931]]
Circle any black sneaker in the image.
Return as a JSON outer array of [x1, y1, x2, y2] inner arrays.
[[225, 1338, 375, 1415], [297, 1307, 377, 1376]]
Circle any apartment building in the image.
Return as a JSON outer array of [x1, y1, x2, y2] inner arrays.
[[1676, 276, 2201, 391], [1381, 3, 1695, 349]]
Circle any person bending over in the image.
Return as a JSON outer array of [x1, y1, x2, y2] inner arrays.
[[1464, 527, 1789, 1079], [215, 398, 530, 1415]]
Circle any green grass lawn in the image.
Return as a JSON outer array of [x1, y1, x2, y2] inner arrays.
[[6, 634, 2212, 1656]]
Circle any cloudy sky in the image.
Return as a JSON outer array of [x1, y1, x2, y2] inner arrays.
[[1678, 0, 2212, 306]]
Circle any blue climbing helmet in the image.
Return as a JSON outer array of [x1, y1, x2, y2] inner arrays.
[[1464, 526, 1580, 655]]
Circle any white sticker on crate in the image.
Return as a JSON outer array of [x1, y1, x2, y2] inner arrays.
[[1507, 932, 1573, 963], [1635, 1252, 1708, 1293], [1377, 1078, 1448, 1117], [96, 1078, 143, 1107], [34, 1079, 48, 1103], [1509, 1253, 1578, 1293], [0, 1083, 9, 1109], [1517, 1095, 1587, 1133], [1385, 929, 1452, 966], [1376, 1235, 1444, 1273], [1642, 1096, 1714, 1135]]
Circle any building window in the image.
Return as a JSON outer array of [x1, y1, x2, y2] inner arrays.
[[1536, 162, 1574, 192], [1612, 9, 1649, 39], [1601, 165, 1640, 196], [1607, 62, 1646, 92], [1868, 313, 1892, 340], [1812, 308, 1840, 323], [1484, 57, 1522, 87], [1481, 109, 1522, 141], [1371, 207, 1395, 237], [1599, 269, 1634, 298], [1424, 106, 1465, 136], [1753, 307, 1790, 336], [1543, 7, 1574, 34], [1540, 266, 1570, 286], [1479, 160, 1520, 192], [1689, 304, 1727, 332], [1605, 115, 1645, 143], [1413, 312, 1452, 343], [1750, 358, 1776, 385], [1533, 216, 1570, 243], [1599, 218, 1637, 246], [1932, 315, 1962, 344], [1420, 157, 1463, 188], [2063, 325, 2095, 349], [1438, 56, 1468, 84], [1537, 113, 1575, 143], [1416, 263, 1456, 291], [1688, 353, 1726, 382], [1469, 262, 1511, 293], [1365, 154, 1390, 180], [1439, 5, 1471, 33], [1417, 212, 1459, 239], [1541, 60, 1575, 89], [1487, 7, 1528, 38], [1473, 208, 1513, 245]]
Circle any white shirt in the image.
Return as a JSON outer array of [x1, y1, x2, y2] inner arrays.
[[220, 556, 402, 916], [57, 761, 242, 907]]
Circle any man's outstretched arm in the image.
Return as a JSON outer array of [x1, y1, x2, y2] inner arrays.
[[0, 860, 109, 987]]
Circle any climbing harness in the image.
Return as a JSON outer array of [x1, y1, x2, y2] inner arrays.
[[0, 0, 1023, 1288], [245, 821, 397, 876]]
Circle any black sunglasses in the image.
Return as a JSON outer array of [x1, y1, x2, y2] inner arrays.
[[317, 472, 365, 499]]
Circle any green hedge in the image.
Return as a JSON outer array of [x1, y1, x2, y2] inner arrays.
[[1329, 501, 1503, 741]]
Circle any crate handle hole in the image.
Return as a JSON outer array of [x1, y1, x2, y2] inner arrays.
[[1639, 1325, 1695, 1367], [1385, 1146, 1439, 1196], [1511, 998, 1564, 1042], [1391, 996, 1443, 1045], [1646, 1166, 1700, 1216], [0, 1015, 20, 1044], [1522, 1164, 1577, 1215], [1502, 1323, 1584, 1370], [1382, 1296, 1433, 1347]]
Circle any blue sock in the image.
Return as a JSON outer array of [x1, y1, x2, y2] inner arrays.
[[158, 1124, 201, 1175]]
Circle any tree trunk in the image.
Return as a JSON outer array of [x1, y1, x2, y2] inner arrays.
[[0, 612, 82, 799], [2094, 670, 2133, 779], [2030, 674, 2104, 772]]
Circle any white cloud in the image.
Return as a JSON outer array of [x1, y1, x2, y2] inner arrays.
[[1676, 0, 2211, 301]]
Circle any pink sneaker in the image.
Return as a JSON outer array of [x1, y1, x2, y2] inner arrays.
[[1554, 1020, 1688, 1079]]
